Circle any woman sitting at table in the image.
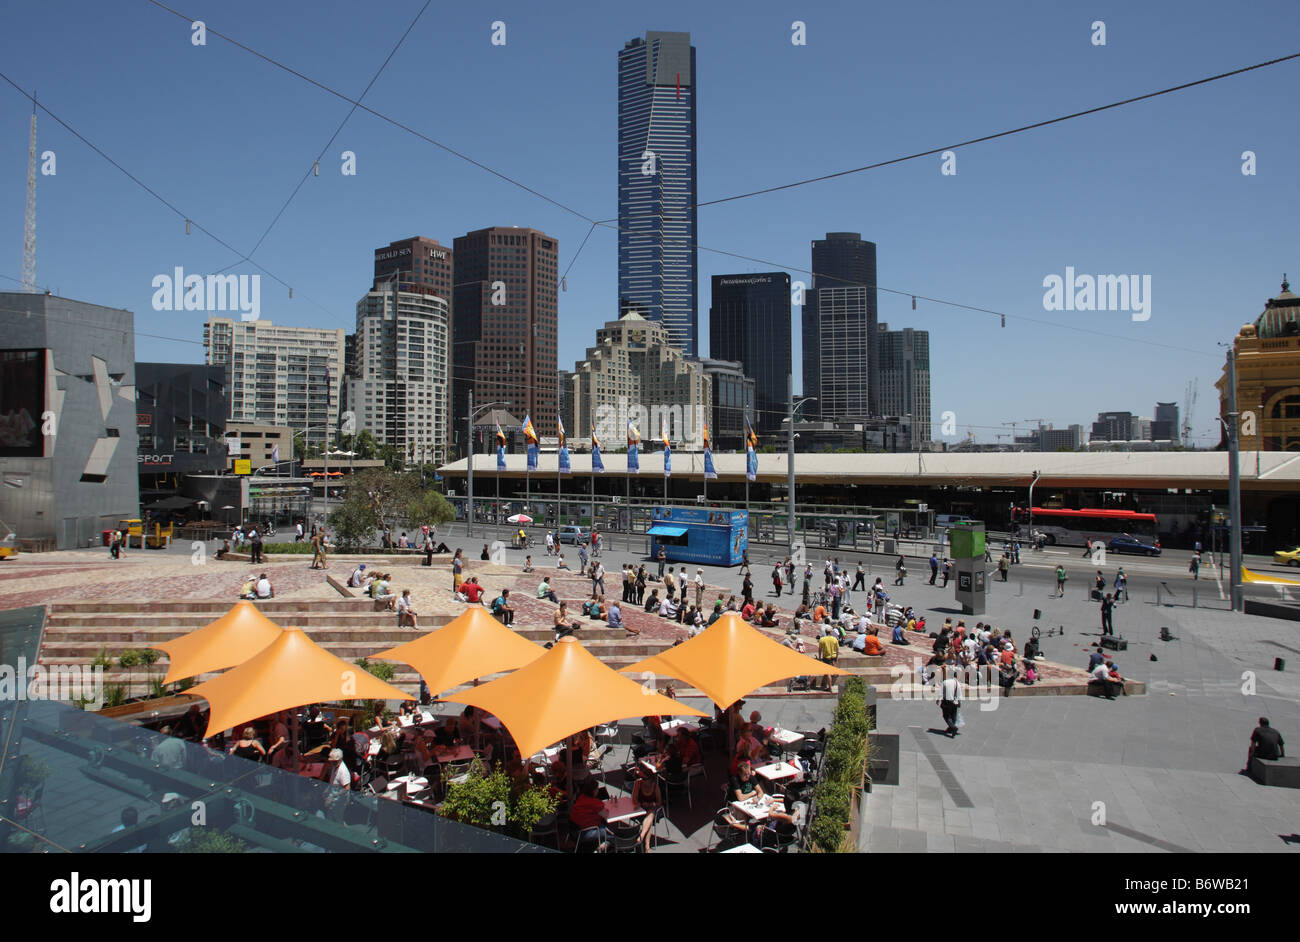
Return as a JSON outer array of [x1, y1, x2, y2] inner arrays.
[[568, 777, 609, 851], [229, 726, 267, 763], [377, 729, 400, 762], [657, 741, 684, 778], [730, 739, 755, 777], [729, 760, 764, 803], [398, 701, 417, 720], [409, 734, 434, 776], [328, 717, 359, 772], [631, 766, 664, 852], [458, 706, 480, 745], [751, 789, 801, 850]]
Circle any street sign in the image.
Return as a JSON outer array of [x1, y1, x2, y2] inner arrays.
[[234, 459, 252, 475]]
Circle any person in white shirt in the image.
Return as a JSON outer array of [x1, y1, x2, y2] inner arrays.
[[940, 671, 963, 736], [255, 573, 273, 599], [348, 564, 367, 588], [295, 521, 304, 542], [694, 568, 705, 607], [545, 531, 555, 556], [659, 596, 679, 618]]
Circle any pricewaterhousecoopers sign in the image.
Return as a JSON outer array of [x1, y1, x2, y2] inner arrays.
[[718, 276, 773, 286]]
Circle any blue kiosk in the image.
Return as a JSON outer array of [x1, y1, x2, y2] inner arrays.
[[648, 506, 748, 567]]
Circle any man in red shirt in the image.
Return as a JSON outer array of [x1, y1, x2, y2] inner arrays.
[[462, 578, 484, 604]]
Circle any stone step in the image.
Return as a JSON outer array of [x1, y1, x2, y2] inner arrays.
[[41, 624, 639, 645], [48, 600, 377, 614], [46, 613, 424, 629], [41, 637, 674, 661]]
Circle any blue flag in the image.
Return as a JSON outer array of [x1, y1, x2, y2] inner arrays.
[[628, 442, 639, 473], [591, 442, 604, 473], [703, 424, 717, 480], [558, 445, 570, 474], [495, 422, 507, 471], [526, 442, 538, 472], [663, 443, 671, 477]]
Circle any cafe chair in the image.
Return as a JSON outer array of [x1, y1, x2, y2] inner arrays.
[[527, 812, 559, 849], [662, 769, 692, 812], [706, 808, 744, 853], [610, 820, 643, 854], [595, 721, 621, 748], [573, 826, 607, 853], [687, 761, 708, 791]]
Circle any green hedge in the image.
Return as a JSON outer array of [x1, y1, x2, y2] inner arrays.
[[262, 542, 318, 554], [809, 676, 871, 852]]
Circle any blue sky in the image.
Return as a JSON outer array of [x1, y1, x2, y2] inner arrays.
[[1, 0, 1297, 445]]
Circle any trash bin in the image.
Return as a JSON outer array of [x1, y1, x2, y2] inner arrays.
[[882, 538, 895, 555]]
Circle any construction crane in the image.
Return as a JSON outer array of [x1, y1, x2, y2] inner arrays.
[[1183, 379, 1198, 448]]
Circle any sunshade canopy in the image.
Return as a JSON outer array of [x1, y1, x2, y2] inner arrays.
[[647, 525, 688, 537], [440, 637, 707, 758], [152, 600, 284, 684], [622, 613, 851, 709], [507, 514, 533, 524], [371, 606, 546, 695], [186, 626, 412, 738]]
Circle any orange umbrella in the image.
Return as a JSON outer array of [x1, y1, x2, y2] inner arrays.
[[371, 606, 546, 695], [152, 600, 284, 684], [185, 626, 413, 739], [621, 613, 851, 709], [439, 637, 707, 759]]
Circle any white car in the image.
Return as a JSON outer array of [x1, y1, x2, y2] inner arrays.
[[558, 525, 589, 545]]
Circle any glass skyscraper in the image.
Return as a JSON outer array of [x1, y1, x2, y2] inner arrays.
[[802, 232, 878, 418], [617, 31, 698, 356], [709, 272, 791, 433]]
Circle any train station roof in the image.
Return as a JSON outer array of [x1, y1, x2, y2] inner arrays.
[[438, 450, 1300, 491]]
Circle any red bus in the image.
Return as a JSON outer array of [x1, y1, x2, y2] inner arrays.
[[1011, 507, 1158, 548]]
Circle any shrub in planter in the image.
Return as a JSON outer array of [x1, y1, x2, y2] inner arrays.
[[262, 542, 317, 554]]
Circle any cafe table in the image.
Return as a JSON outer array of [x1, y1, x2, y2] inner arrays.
[[432, 744, 475, 765], [754, 760, 801, 785], [769, 728, 804, 751], [604, 796, 647, 825], [658, 719, 698, 737], [638, 753, 662, 775], [730, 794, 780, 822]]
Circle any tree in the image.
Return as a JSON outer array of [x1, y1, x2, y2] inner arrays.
[[328, 467, 455, 550]]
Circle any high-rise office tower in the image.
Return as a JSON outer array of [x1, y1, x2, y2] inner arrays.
[[877, 323, 931, 443], [802, 232, 878, 417], [452, 227, 559, 456], [618, 31, 699, 355], [709, 272, 791, 433]]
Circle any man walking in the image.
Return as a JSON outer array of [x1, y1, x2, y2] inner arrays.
[[1189, 555, 1200, 580], [1055, 564, 1067, 597], [1100, 592, 1115, 636], [578, 542, 588, 575], [929, 553, 939, 585], [772, 564, 783, 597], [657, 545, 666, 578], [942, 557, 952, 587], [592, 561, 606, 597], [940, 669, 962, 737], [853, 562, 866, 592], [785, 558, 795, 595], [998, 553, 1010, 582]]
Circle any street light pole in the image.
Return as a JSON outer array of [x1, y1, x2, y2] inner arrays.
[[1028, 469, 1041, 545], [467, 389, 474, 538], [1227, 348, 1243, 613], [787, 374, 795, 553]]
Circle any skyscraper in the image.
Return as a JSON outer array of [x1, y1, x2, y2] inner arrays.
[[452, 227, 559, 456], [802, 232, 878, 417], [204, 318, 345, 447], [877, 323, 931, 443], [347, 285, 449, 466], [618, 31, 699, 355], [709, 273, 791, 432]]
